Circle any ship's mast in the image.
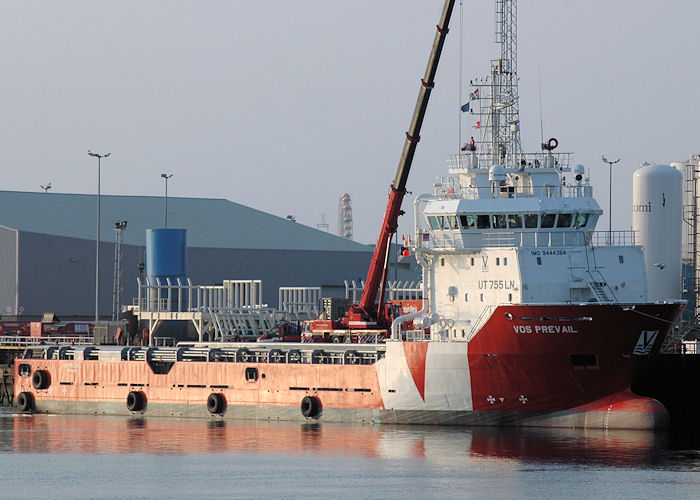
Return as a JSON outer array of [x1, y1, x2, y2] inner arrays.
[[471, 0, 522, 168]]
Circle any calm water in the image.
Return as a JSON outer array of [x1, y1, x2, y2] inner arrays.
[[1, 408, 699, 499]]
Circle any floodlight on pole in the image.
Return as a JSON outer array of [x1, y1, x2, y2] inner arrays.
[[112, 220, 127, 321], [161, 173, 173, 228], [601, 156, 620, 244], [88, 150, 111, 323]]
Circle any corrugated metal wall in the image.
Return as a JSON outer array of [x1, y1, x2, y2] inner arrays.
[[17, 231, 144, 317], [0, 227, 18, 314], [12, 231, 419, 317], [188, 247, 375, 307]]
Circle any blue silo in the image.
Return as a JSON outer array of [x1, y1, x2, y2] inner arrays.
[[146, 229, 187, 311]]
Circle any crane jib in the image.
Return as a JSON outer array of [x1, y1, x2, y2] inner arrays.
[[358, 0, 456, 316]]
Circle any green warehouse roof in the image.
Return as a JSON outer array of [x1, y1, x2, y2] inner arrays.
[[0, 191, 370, 252]]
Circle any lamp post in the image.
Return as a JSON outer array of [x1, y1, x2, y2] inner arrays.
[[161, 173, 173, 228], [601, 156, 620, 244], [112, 220, 127, 321], [88, 150, 111, 323]]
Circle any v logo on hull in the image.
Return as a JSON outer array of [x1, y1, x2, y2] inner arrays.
[[633, 330, 659, 355]]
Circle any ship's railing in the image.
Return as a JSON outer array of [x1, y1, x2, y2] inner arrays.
[[418, 229, 638, 250], [131, 280, 339, 342], [433, 181, 593, 201], [421, 230, 589, 250], [588, 230, 637, 247], [432, 176, 461, 199], [344, 280, 423, 303], [447, 151, 573, 172], [208, 306, 282, 340], [403, 329, 429, 342], [0, 335, 94, 347], [278, 287, 321, 320], [562, 185, 594, 198], [22, 343, 386, 366], [133, 278, 264, 314], [133, 280, 334, 322], [466, 306, 496, 342]]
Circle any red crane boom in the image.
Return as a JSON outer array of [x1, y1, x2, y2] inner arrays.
[[355, 0, 456, 323]]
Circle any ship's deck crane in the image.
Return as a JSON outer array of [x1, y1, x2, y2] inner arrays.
[[345, 0, 456, 329]]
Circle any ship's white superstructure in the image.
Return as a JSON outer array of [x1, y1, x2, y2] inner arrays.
[[415, 154, 653, 341], [410, 0, 657, 342]]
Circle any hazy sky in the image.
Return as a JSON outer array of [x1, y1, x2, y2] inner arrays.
[[1, 1, 698, 244]]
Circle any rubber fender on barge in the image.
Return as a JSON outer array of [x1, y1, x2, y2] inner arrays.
[[207, 393, 225, 414], [301, 396, 320, 418], [17, 392, 34, 412], [32, 369, 50, 390], [126, 391, 146, 412]]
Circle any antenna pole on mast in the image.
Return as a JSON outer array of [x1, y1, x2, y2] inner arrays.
[[467, 0, 521, 167]]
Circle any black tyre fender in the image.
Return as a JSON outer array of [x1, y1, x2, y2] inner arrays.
[[17, 392, 34, 412], [126, 391, 145, 412], [207, 393, 225, 414], [300, 395, 320, 418], [32, 369, 50, 390]]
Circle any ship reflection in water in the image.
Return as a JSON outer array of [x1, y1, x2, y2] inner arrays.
[[3, 413, 699, 468]]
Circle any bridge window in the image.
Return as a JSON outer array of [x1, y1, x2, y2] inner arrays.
[[508, 214, 523, 228], [492, 214, 507, 229], [524, 214, 539, 228], [448, 215, 459, 230], [437, 215, 447, 229], [574, 213, 589, 227], [428, 216, 439, 230], [541, 213, 556, 228], [460, 214, 476, 229], [496, 257, 500, 265], [557, 213, 573, 228], [503, 257, 508, 266], [476, 215, 491, 229]]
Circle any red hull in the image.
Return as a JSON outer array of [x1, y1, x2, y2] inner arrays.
[[467, 303, 680, 412], [14, 302, 682, 429]]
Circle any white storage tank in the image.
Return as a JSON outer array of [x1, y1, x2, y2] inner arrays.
[[632, 164, 682, 301]]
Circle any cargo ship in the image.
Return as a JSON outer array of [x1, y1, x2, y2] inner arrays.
[[14, 0, 683, 429]]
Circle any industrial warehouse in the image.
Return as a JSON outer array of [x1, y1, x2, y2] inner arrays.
[[0, 190, 417, 319]]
